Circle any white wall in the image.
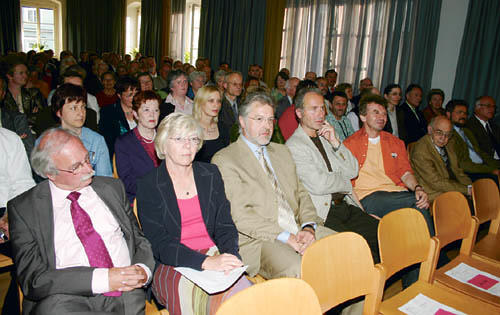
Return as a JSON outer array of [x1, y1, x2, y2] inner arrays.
[[431, 0, 469, 103]]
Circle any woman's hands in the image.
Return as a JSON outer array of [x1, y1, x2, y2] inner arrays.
[[201, 253, 243, 274]]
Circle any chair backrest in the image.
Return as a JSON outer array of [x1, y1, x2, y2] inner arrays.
[[112, 154, 119, 179], [432, 192, 477, 250], [301, 232, 384, 314], [378, 208, 438, 281], [216, 278, 322, 315], [133, 198, 142, 229], [472, 178, 500, 234]]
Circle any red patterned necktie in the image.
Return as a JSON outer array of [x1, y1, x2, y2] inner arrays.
[[67, 191, 121, 297]]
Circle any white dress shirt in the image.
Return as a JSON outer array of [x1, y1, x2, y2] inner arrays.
[[49, 181, 151, 293], [0, 128, 35, 208]]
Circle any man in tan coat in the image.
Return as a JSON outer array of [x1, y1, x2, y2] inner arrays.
[[410, 115, 472, 202], [212, 91, 334, 279]]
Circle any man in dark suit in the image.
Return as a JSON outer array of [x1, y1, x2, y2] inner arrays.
[[275, 77, 299, 119], [466, 96, 500, 162], [401, 84, 427, 144], [218, 72, 243, 130], [351, 77, 373, 106], [8, 128, 155, 315]]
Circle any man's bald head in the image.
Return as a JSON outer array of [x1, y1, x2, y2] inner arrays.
[[428, 115, 453, 148]]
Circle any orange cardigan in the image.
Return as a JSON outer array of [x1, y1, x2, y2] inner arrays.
[[344, 129, 413, 187]]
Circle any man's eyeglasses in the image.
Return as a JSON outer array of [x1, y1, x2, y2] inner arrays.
[[247, 116, 276, 125], [57, 151, 95, 175], [479, 103, 496, 110], [433, 129, 453, 139]]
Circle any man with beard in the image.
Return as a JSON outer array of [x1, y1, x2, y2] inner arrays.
[[212, 91, 335, 279], [446, 99, 500, 185]]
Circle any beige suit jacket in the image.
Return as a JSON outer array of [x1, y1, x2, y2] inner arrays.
[[410, 134, 471, 201], [212, 137, 322, 276]]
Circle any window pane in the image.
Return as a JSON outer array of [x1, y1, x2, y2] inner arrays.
[[40, 8, 54, 24], [22, 6, 37, 23]]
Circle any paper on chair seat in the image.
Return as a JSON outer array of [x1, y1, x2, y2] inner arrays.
[[398, 293, 467, 315], [445, 262, 500, 296], [174, 265, 248, 294]]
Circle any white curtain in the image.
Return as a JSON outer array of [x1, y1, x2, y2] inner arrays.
[[281, 0, 442, 94]]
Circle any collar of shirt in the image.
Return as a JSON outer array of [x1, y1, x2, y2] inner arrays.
[[166, 94, 193, 108], [474, 114, 488, 129], [287, 95, 293, 104], [240, 135, 274, 171], [453, 125, 465, 137], [49, 180, 90, 207], [225, 94, 237, 107], [368, 135, 380, 144]]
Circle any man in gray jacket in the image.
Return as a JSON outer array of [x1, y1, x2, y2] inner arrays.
[[286, 87, 379, 262]]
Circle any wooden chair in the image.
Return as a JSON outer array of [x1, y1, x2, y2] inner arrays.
[[112, 154, 119, 179], [377, 208, 499, 314], [301, 232, 384, 314], [216, 278, 322, 315], [432, 192, 500, 309], [132, 199, 169, 315], [471, 178, 500, 265]]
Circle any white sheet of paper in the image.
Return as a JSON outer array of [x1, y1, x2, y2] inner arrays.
[[174, 265, 248, 294], [398, 293, 467, 315], [444, 262, 500, 296]]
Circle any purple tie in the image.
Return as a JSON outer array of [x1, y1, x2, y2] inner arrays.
[[67, 191, 121, 297]]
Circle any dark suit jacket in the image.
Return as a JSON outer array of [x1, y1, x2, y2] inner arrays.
[[218, 95, 238, 131], [159, 102, 175, 123], [136, 161, 240, 271], [99, 101, 131, 159], [383, 105, 408, 144], [401, 102, 427, 144], [466, 115, 500, 161], [115, 130, 157, 204], [7, 177, 155, 314], [449, 128, 500, 174], [275, 96, 291, 120], [0, 108, 35, 156]]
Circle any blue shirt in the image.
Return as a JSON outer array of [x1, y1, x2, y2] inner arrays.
[[36, 127, 113, 177]]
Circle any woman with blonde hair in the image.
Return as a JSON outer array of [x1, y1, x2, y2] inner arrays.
[[192, 85, 230, 162], [136, 113, 251, 314]]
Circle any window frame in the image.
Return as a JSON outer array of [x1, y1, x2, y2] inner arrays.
[[20, 0, 61, 54]]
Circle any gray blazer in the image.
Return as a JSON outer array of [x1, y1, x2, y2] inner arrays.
[[8, 176, 155, 314], [286, 125, 360, 220]]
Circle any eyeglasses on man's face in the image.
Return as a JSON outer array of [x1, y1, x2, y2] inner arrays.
[[57, 151, 95, 175]]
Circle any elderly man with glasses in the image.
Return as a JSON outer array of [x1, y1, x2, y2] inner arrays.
[[410, 115, 472, 203]]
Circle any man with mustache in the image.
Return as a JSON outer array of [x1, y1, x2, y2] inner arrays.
[[212, 91, 335, 279], [8, 127, 155, 314], [445, 99, 500, 185]]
